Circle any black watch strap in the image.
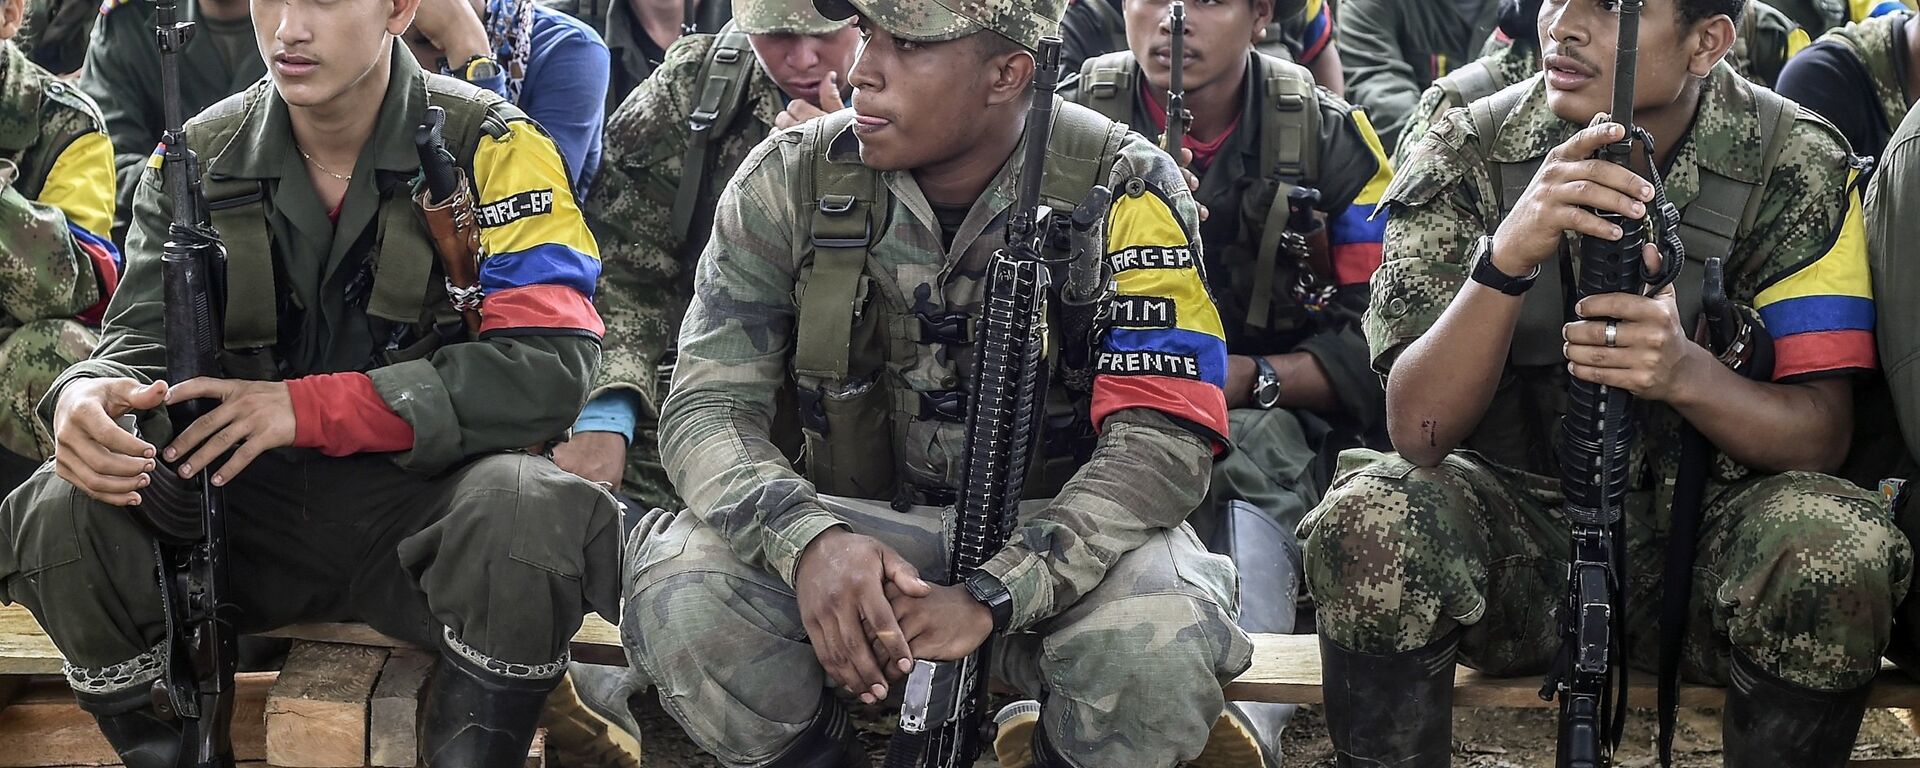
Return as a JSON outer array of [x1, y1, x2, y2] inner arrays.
[[1469, 236, 1538, 296], [964, 571, 1013, 632]]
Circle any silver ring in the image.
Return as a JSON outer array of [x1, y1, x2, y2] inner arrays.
[[1604, 320, 1619, 348]]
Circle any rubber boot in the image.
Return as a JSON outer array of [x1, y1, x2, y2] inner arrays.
[[1723, 650, 1871, 768], [74, 684, 183, 768], [1026, 717, 1075, 768], [1320, 631, 1458, 768], [418, 639, 566, 768], [764, 693, 866, 768], [1194, 500, 1302, 768]]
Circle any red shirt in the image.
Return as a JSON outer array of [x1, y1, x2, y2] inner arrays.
[[1140, 82, 1240, 172]]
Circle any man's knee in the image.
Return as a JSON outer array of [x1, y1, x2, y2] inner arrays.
[[1723, 472, 1910, 689], [0, 466, 163, 667], [1303, 450, 1486, 654]]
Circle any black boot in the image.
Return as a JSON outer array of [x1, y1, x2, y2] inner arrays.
[[1029, 719, 1077, 768], [765, 693, 866, 768], [74, 683, 182, 768], [1319, 632, 1457, 768], [418, 635, 566, 768], [1723, 650, 1871, 768]]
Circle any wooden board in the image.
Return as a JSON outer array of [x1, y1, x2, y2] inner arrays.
[[368, 650, 434, 768], [1224, 633, 1920, 708], [266, 642, 388, 768], [0, 672, 274, 767], [0, 607, 67, 676]]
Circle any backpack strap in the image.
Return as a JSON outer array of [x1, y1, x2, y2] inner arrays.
[[792, 112, 888, 383], [670, 26, 756, 248], [203, 173, 276, 350], [1439, 58, 1503, 114], [1469, 83, 1564, 365], [1245, 54, 1321, 331], [1039, 99, 1130, 211], [1076, 51, 1137, 126]]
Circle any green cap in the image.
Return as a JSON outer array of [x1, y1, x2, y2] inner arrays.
[[811, 0, 1065, 51], [734, 0, 849, 35]]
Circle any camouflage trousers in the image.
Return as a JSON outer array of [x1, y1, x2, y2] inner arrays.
[[1302, 449, 1911, 691], [623, 497, 1253, 767], [0, 319, 96, 461], [1196, 406, 1324, 546], [0, 449, 622, 682]]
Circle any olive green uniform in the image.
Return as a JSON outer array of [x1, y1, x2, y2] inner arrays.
[[1336, 0, 1500, 152], [1306, 64, 1911, 692], [1868, 49, 1920, 668], [1, 47, 621, 687], [78, 0, 265, 244]]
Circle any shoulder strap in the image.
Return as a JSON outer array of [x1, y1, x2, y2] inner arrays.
[[204, 174, 275, 349], [1039, 99, 1129, 211], [670, 27, 756, 246], [1445, 59, 1503, 110], [792, 112, 888, 382], [1255, 53, 1319, 186], [1724, 85, 1797, 277], [1075, 51, 1136, 126], [1467, 83, 1539, 222]]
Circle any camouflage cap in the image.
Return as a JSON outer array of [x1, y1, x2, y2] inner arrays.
[[734, 0, 849, 35], [811, 0, 1064, 51]]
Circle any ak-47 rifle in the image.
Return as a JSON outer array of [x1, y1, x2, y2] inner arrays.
[[1161, 1, 1189, 158], [133, 0, 239, 764], [1547, 1, 1682, 765], [883, 37, 1070, 768], [413, 106, 484, 335]]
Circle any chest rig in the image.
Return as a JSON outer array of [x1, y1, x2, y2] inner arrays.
[[787, 104, 1128, 509]]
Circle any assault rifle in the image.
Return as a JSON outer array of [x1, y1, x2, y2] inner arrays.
[[883, 37, 1068, 768], [1548, 1, 1681, 765], [134, 0, 239, 764], [1161, 1, 1189, 159]]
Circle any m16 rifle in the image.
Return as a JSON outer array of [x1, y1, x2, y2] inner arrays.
[[1161, 1, 1190, 159], [882, 37, 1073, 768], [132, 0, 239, 764], [1546, 1, 1683, 765]]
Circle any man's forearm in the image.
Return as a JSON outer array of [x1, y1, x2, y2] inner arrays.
[[1387, 279, 1525, 466], [1668, 362, 1853, 474]]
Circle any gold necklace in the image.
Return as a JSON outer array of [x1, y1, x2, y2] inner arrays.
[[299, 149, 352, 183]]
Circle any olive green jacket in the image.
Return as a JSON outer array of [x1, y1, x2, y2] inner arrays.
[[1337, 0, 1500, 151]]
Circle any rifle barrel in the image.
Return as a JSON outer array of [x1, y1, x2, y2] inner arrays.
[[1162, 1, 1187, 157], [1011, 38, 1062, 243], [1605, 0, 1642, 166]]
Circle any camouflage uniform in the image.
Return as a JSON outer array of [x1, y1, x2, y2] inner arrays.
[[1393, 1, 1807, 162], [627, 0, 1254, 762], [0, 41, 120, 468], [1304, 64, 1913, 692], [1809, 11, 1912, 145], [582, 0, 844, 513]]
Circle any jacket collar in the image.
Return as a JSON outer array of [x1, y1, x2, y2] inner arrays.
[[206, 41, 430, 181]]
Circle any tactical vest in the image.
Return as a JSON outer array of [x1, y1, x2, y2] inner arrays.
[[1076, 50, 1322, 337], [668, 24, 756, 255], [787, 103, 1128, 507], [1463, 77, 1797, 475], [186, 77, 505, 377]]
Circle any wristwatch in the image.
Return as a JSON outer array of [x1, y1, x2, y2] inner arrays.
[[963, 570, 1013, 633], [1252, 356, 1282, 410], [1468, 235, 1539, 296], [457, 54, 503, 82]]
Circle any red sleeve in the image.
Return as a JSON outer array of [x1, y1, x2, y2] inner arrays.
[[287, 372, 416, 456]]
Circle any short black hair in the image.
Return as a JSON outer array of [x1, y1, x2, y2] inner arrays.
[[973, 29, 1027, 62], [1676, 0, 1747, 24]]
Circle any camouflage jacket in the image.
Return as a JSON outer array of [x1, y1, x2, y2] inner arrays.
[[1773, 0, 1913, 34], [1824, 11, 1912, 143], [585, 31, 785, 419], [1336, 0, 1501, 152], [660, 106, 1229, 631], [49, 48, 605, 473], [0, 41, 119, 331], [1377, 63, 1874, 506]]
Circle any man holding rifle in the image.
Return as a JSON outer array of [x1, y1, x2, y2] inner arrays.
[[0, 0, 622, 762], [624, 0, 1254, 765], [1303, 0, 1909, 765]]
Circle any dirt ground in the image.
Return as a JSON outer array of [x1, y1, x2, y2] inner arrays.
[[623, 696, 1920, 767]]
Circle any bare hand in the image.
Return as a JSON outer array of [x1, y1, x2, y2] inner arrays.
[[551, 430, 628, 487], [1562, 245, 1705, 402], [407, 0, 491, 64], [775, 71, 844, 130], [794, 528, 931, 703], [52, 378, 163, 506], [882, 581, 993, 664], [1176, 147, 1210, 223], [162, 378, 296, 487], [1491, 118, 1655, 274]]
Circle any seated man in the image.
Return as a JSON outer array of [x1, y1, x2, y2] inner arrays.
[[624, 0, 1254, 765], [1777, 6, 1916, 163], [0, 0, 121, 492], [1305, 0, 1911, 765], [1772, 0, 1908, 35], [1057, 0, 1343, 94], [1337, 0, 1500, 151], [1060, 0, 1392, 761], [0, 0, 622, 763]]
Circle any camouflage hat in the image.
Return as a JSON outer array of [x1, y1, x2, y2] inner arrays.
[[734, 0, 849, 35], [811, 0, 1064, 51]]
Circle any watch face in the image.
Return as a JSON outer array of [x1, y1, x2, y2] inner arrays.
[[1256, 382, 1282, 409]]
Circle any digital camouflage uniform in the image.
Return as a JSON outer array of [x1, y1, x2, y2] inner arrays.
[[1774, 0, 1913, 34], [583, 0, 844, 514], [1304, 64, 1913, 692], [1063, 50, 1393, 546], [1336, 0, 1500, 153], [79, 0, 265, 244], [1393, 0, 1808, 162], [627, 0, 1255, 762], [0, 41, 119, 472], [0, 47, 621, 692], [1816, 10, 1913, 143]]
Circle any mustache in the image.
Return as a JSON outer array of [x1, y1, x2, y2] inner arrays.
[[1544, 48, 1598, 73]]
